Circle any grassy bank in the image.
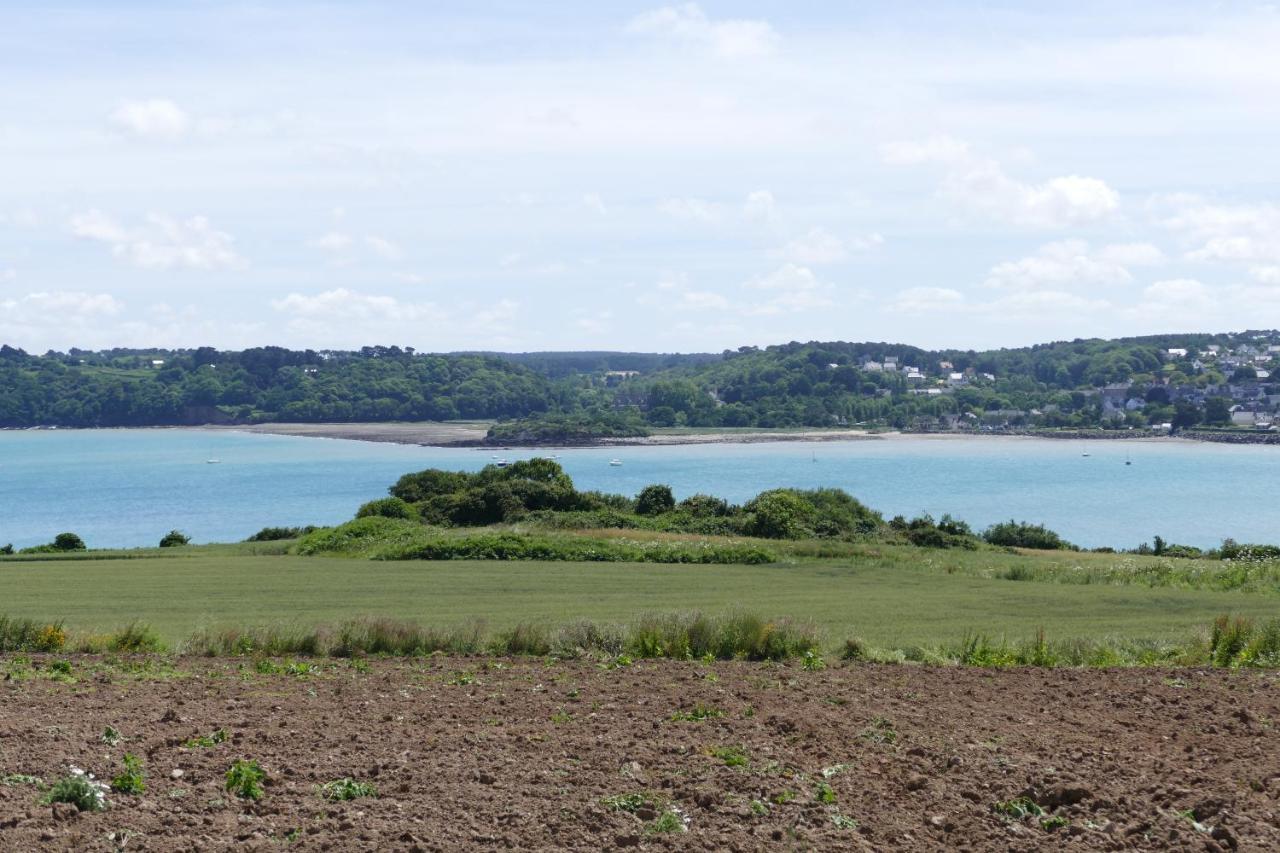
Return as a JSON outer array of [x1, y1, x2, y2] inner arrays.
[[3, 542, 1280, 647]]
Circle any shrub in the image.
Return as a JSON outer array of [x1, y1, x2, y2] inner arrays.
[[0, 617, 66, 652], [0, 543, 12, 555], [678, 494, 731, 517], [355, 497, 416, 520], [43, 768, 109, 812], [225, 760, 266, 800], [158, 530, 190, 548], [635, 484, 676, 516], [983, 520, 1073, 551], [743, 490, 816, 539], [245, 526, 317, 542], [53, 532, 86, 552], [107, 623, 164, 653]]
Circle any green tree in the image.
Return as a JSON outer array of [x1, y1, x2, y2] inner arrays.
[[635, 484, 676, 516]]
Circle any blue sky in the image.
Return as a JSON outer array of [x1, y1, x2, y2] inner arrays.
[[2, 1, 1279, 352]]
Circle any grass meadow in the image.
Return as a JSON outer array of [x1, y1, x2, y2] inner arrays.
[[3, 540, 1278, 648]]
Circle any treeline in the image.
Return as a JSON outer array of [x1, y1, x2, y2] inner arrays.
[[2, 331, 1277, 430], [0, 345, 550, 427]]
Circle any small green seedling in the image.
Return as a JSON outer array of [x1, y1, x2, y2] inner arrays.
[[993, 796, 1045, 820], [710, 746, 748, 767], [185, 728, 229, 748], [814, 781, 837, 804], [110, 754, 145, 795], [670, 704, 723, 722], [319, 778, 376, 801], [101, 726, 122, 746], [225, 760, 266, 800]]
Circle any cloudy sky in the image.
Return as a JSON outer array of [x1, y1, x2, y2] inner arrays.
[[2, 1, 1279, 353]]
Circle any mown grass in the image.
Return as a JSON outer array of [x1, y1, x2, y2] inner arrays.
[[5, 542, 1280, 648]]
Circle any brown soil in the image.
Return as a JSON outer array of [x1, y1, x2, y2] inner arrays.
[[2, 658, 1277, 851]]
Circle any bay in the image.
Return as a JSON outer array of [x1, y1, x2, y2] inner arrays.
[[0, 429, 1276, 550]]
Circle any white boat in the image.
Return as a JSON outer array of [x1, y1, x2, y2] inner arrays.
[[206, 459, 221, 464], [496, 459, 510, 467], [609, 458, 623, 467]]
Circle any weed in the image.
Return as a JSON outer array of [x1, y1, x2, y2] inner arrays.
[[2, 773, 44, 788], [110, 754, 145, 795], [814, 781, 837, 804], [822, 763, 851, 778], [225, 760, 266, 800], [749, 799, 769, 816], [602, 792, 650, 812], [801, 650, 826, 671], [101, 726, 122, 746], [43, 768, 109, 812], [832, 813, 858, 829], [107, 622, 164, 653], [49, 659, 73, 676], [993, 796, 1045, 820], [774, 789, 796, 805], [670, 703, 724, 722], [447, 671, 477, 686], [185, 728, 229, 748], [840, 637, 868, 661], [859, 717, 898, 745], [319, 778, 377, 801], [550, 708, 574, 724], [710, 745, 748, 767], [1041, 815, 1069, 831], [646, 808, 688, 834], [349, 658, 371, 674]]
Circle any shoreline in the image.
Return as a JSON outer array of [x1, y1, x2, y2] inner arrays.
[[8, 422, 1276, 448]]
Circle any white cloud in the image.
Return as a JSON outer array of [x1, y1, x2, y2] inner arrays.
[[1157, 197, 1280, 266], [0, 291, 122, 318], [310, 231, 354, 252], [886, 138, 1120, 228], [983, 240, 1163, 290], [0, 268, 15, 283], [108, 99, 190, 140], [627, 4, 779, 58], [363, 235, 402, 260], [658, 196, 724, 223], [1250, 266, 1280, 284], [582, 193, 608, 215], [887, 286, 966, 314], [989, 290, 1110, 315], [741, 263, 834, 315], [1141, 278, 1214, 313], [775, 227, 883, 265], [743, 190, 776, 223], [880, 136, 970, 166], [678, 290, 730, 310], [69, 210, 244, 270], [272, 288, 442, 323]]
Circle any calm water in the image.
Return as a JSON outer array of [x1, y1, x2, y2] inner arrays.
[[1, 429, 1277, 550]]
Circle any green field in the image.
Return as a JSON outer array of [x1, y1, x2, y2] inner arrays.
[[3, 543, 1278, 648]]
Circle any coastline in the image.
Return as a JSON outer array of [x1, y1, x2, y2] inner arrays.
[[10, 421, 1275, 448], [209, 421, 1191, 449]]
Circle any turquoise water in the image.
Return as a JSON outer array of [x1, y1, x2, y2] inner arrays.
[[0, 429, 1277, 550]]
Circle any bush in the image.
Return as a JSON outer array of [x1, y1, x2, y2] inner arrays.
[[678, 494, 731, 517], [110, 755, 145, 795], [355, 497, 416, 520], [158, 530, 190, 548], [635, 484, 676, 516], [0, 617, 67, 652], [982, 520, 1073, 551], [744, 490, 816, 539], [107, 623, 164, 653], [0, 543, 12, 555], [245, 525, 317, 542], [53, 532, 86, 551], [44, 769, 109, 812]]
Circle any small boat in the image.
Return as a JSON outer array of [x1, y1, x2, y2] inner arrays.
[[609, 458, 623, 467], [206, 459, 221, 465], [1125, 452, 1132, 466], [496, 459, 510, 467]]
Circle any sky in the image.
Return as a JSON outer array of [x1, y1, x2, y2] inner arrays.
[[2, 1, 1280, 354]]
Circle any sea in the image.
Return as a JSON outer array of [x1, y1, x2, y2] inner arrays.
[[1, 428, 1276, 550]]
